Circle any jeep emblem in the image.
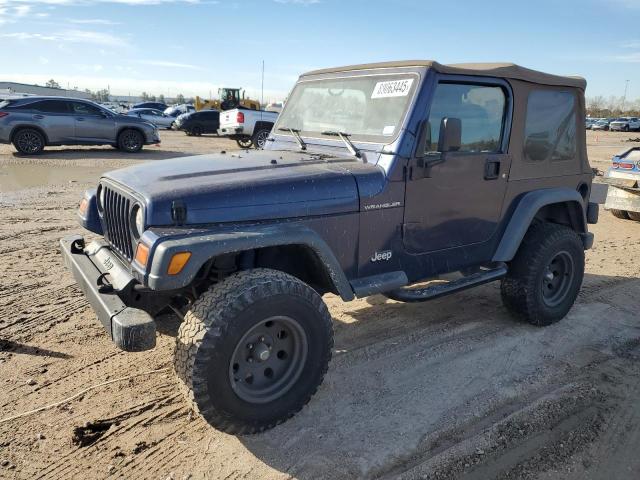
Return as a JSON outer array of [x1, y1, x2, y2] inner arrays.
[[371, 250, 392, 262]]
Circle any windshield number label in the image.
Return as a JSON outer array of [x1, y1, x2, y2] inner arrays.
[[371, 79, 414, 99]]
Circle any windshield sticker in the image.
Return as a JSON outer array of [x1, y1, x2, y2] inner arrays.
[[382, 125, 395, 135], [371, 79, 414, 99]]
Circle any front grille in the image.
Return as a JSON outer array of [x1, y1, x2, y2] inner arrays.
[[101, 185, 134, 261]]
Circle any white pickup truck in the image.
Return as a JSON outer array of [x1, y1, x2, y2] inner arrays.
[[218, 108, 279, 149]]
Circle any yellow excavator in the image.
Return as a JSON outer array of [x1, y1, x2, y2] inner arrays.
[[195, 87, 260, 111]]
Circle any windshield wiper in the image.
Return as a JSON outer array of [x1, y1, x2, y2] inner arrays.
[[278, 127, 306, 150], [321, 131, 362, 159]]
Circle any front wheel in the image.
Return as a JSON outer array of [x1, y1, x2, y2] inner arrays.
[[117, 129, 144, 153], [236, 137, 253, 149], [628, 211, 640, 221], [13, 128, 45, 155], [501, 222, 584, 326], [174, 269, 333, 434]]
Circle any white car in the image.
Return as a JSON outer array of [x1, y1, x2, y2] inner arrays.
[[127, 108, 175, 129], [610, 117, 640, 132], [218, 108, 278, 148]]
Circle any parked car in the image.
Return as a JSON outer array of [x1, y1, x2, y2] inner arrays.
[[63, 60, 597, 434], [0, 96, 160, 154], [218, 108, 278, 148], [164, 104, 195, 117], [592, 119, 612, 131], [585, 118, 600, 129], [174, 110, 220, 136], [133, 101, 168, 111], [603, 146, 640, 220], [609, 117, 640, 132], [127, 108, 175, 129]]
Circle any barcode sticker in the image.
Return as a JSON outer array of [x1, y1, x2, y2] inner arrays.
[[371, 79, 414, 99]]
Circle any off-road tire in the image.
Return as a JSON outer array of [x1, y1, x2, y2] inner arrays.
[[627, 211, 640, 221], [117, 129, 144, 153], [236, 137, 253, 149], [610, 209, 630, 220], [501, 222, 584, 326], [174, 269, 333, 434], [13, 128, 45, 155], [252, 129, 271, 149]]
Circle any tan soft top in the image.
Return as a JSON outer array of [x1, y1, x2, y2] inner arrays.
[[301, 60, 586, 90]]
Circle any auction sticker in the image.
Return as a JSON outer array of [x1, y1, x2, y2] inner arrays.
[[371, 78, 414, 99]]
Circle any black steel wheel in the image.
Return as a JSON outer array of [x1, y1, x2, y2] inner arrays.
[[236, 137, 253, 148], [252, 129, 270, 149], [13, 128, 45, 155], [174, 269, 333, 434], [541, 251, 574, 308], [229, 315, 308, 404], [117, 129, 143, 153], [501, 222, 584, 326]]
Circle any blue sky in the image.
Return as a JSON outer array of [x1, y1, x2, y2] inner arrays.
[[0, 0, 639, 102]]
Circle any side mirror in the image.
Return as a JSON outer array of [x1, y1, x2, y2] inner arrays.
[[415, 120, 432, 158], [437, 117, 462, 153]]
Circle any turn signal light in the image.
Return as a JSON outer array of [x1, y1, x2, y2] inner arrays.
[[167, 252, 191, 275], [78, 198, 89, 215], [134, 242, 150, 267]]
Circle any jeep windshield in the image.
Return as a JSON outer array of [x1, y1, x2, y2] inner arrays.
[[275, 73, 419, 145]]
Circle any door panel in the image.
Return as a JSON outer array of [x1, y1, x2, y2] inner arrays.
[[70, 102, 115, 141], [30, 100, 74, 143], [403, 152, 511, 253], [402, 79, 512, 254]]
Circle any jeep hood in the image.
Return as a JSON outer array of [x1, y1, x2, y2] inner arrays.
[[103, 150, 368, 225]]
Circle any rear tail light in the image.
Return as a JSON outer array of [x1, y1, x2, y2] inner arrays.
[[0, 112, 9, 118], [619, 162, 634, 170], [236, 112, 245, 123]]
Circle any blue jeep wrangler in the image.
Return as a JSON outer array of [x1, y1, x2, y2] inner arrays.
[[62, 61, 598, 434]]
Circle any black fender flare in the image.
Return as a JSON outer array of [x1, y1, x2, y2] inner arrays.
[[145, 223, 355, 301], [492, 188, 588, 262], [253, 121, 274, 135]]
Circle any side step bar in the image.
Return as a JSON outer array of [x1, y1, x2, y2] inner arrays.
[[384, 263, 508, 303]]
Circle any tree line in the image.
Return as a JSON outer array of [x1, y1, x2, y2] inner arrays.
[[587, 95, 640, 117]]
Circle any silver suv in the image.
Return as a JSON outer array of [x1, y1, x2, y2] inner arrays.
[[0, 96, 160, 154]]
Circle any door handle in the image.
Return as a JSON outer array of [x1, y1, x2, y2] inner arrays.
[[484, 159, 500, 180], [32, 114, 44, 120], [77, 117, 85, 121]]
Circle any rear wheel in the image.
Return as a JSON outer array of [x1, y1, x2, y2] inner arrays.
[[191, 125, 203, 136], [501, 222, 584, 326], [252, 129, 271, 149], [174, 269, 333, 434], [13, 128, 45, 155], [236, 137, 253, 149], [117, 129, 143, 153], [610, 209, 630, 220], [627, 211, 640, 221]]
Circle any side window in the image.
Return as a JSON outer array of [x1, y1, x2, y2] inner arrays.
[[71, 102, 103, 116], [427, 83, 506, 153], [32, 100, 70, 114], [524, 90, 576, 162]]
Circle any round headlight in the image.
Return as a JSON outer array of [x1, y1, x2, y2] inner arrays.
[[131, 205, 144, 238]]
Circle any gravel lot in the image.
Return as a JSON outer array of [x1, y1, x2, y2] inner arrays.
[[1, 130, 639, 479]]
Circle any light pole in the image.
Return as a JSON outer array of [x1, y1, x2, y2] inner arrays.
[[622, 79, 630, 112]]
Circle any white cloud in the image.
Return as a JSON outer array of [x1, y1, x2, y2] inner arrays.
[[139, 60, 204, 70], [614, 52, 640, 62], [0, 29, 126, 47], [67, 18, 121, 25]]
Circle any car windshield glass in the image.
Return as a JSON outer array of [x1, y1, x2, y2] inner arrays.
[[275, 73, 418, 143]]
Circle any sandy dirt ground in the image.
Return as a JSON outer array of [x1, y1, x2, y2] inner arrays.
[[0, 130, 639, 480]]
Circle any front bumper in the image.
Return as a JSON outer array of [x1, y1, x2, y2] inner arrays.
[[145, 129, 161, 144], [60, 235, 156, 352]]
